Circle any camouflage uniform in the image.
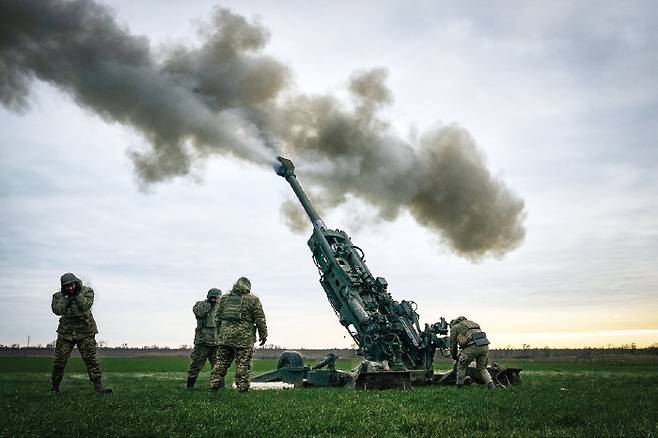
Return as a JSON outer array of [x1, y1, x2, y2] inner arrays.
[[209, 277, 267, 392], [51, 273, 110, 393], [449, 316, 494, 389], [186, 288, 222, 388]]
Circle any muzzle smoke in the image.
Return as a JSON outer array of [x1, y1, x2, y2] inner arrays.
[[0, 0, 526, 259]]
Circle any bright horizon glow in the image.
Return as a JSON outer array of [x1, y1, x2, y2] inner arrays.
[[493, 330, 658, 349]]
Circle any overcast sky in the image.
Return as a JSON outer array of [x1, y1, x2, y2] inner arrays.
[[1, 0, 657, 349]]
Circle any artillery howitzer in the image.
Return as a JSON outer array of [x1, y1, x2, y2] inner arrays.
[[252, 157, 521, 389]]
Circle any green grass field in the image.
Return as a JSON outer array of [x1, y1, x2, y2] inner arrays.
[[1, 357, 656, 437]]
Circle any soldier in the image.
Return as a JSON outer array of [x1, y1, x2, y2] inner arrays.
[[208, 277, 267, 393], [449, 316, 496, 390], [186, 288, 222, 390], [50, 273, 111, 394]]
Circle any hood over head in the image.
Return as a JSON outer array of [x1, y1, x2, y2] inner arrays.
[[60, 272, 82, 289], [231, 277, 251, 295]]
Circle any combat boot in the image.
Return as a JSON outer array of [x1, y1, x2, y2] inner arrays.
[[208, 378, 225, 393], [50, 384, 60, 393], [92, 378, 112, 394], [186, 376, 197, 390], [487, 382, 497, 390]]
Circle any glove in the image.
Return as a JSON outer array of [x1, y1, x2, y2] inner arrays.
[[258, 338, 267, 346]]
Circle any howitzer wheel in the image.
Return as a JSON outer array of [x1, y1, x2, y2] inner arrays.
[[276, 351, 304, 369]]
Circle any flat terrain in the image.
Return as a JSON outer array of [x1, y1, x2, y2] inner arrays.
[[1, 357, 656, 437]]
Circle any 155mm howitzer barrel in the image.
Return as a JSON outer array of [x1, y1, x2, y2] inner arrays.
[[274, 157, 326, 230], [274, 157, 338, 269]]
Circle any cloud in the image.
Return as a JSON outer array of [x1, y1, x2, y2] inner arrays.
[[0, 0, 526, 258]]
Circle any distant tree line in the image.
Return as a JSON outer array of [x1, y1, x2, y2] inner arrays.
[[1, 342, 656, 354]]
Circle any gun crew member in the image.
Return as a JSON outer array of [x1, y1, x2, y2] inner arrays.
[[449, 316, 495, 390], [186, 288, 222, 390], [208, 277, 267, 393], [51, 272, 111, 394]]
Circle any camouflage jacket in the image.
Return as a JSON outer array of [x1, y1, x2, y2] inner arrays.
[[216, 289, 267, 348], [51, 286, 98, 341], [449, 318, 485, 357], [193, 300, 221, 346]]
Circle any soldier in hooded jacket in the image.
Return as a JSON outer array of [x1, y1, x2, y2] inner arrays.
[[186, 288, 222, 389], [208, 277, 267, 392], [449, 316, 495, 390], [50, 273, 111, 393]]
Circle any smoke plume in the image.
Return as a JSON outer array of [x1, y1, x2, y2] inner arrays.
[[279, 200, 310, 234], [0, 0, 286, 180], [0, 0, 526, 259]]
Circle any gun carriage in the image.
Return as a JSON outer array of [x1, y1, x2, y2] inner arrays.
[[252, 157, 521, 389]]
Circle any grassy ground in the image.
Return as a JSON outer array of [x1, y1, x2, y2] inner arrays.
[[1, 357, 656, 437]]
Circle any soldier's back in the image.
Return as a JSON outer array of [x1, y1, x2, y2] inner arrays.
[[217, 292, 260, 348]]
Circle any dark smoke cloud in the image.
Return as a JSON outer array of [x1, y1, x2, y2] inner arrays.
[[0, 0, 286, 182], [0, 0, 526, 259], [272, 70, 526, 258]]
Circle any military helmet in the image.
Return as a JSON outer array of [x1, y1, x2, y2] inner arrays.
[[233, 277, 251, 293], [450, 316, 467, 327], [207, 288, 222, 299], [60, 272, 79, 287]]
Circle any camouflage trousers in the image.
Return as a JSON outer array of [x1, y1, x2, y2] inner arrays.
[[208, 345, 253, 391], [456, 344, 493, 386], [52, 336, 101, 386], [187, 344, 219, 379]]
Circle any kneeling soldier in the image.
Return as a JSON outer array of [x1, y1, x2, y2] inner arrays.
[[449, 316, 495, 390], [187, 288, 222, 389], [51, 273, 111, 394]]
